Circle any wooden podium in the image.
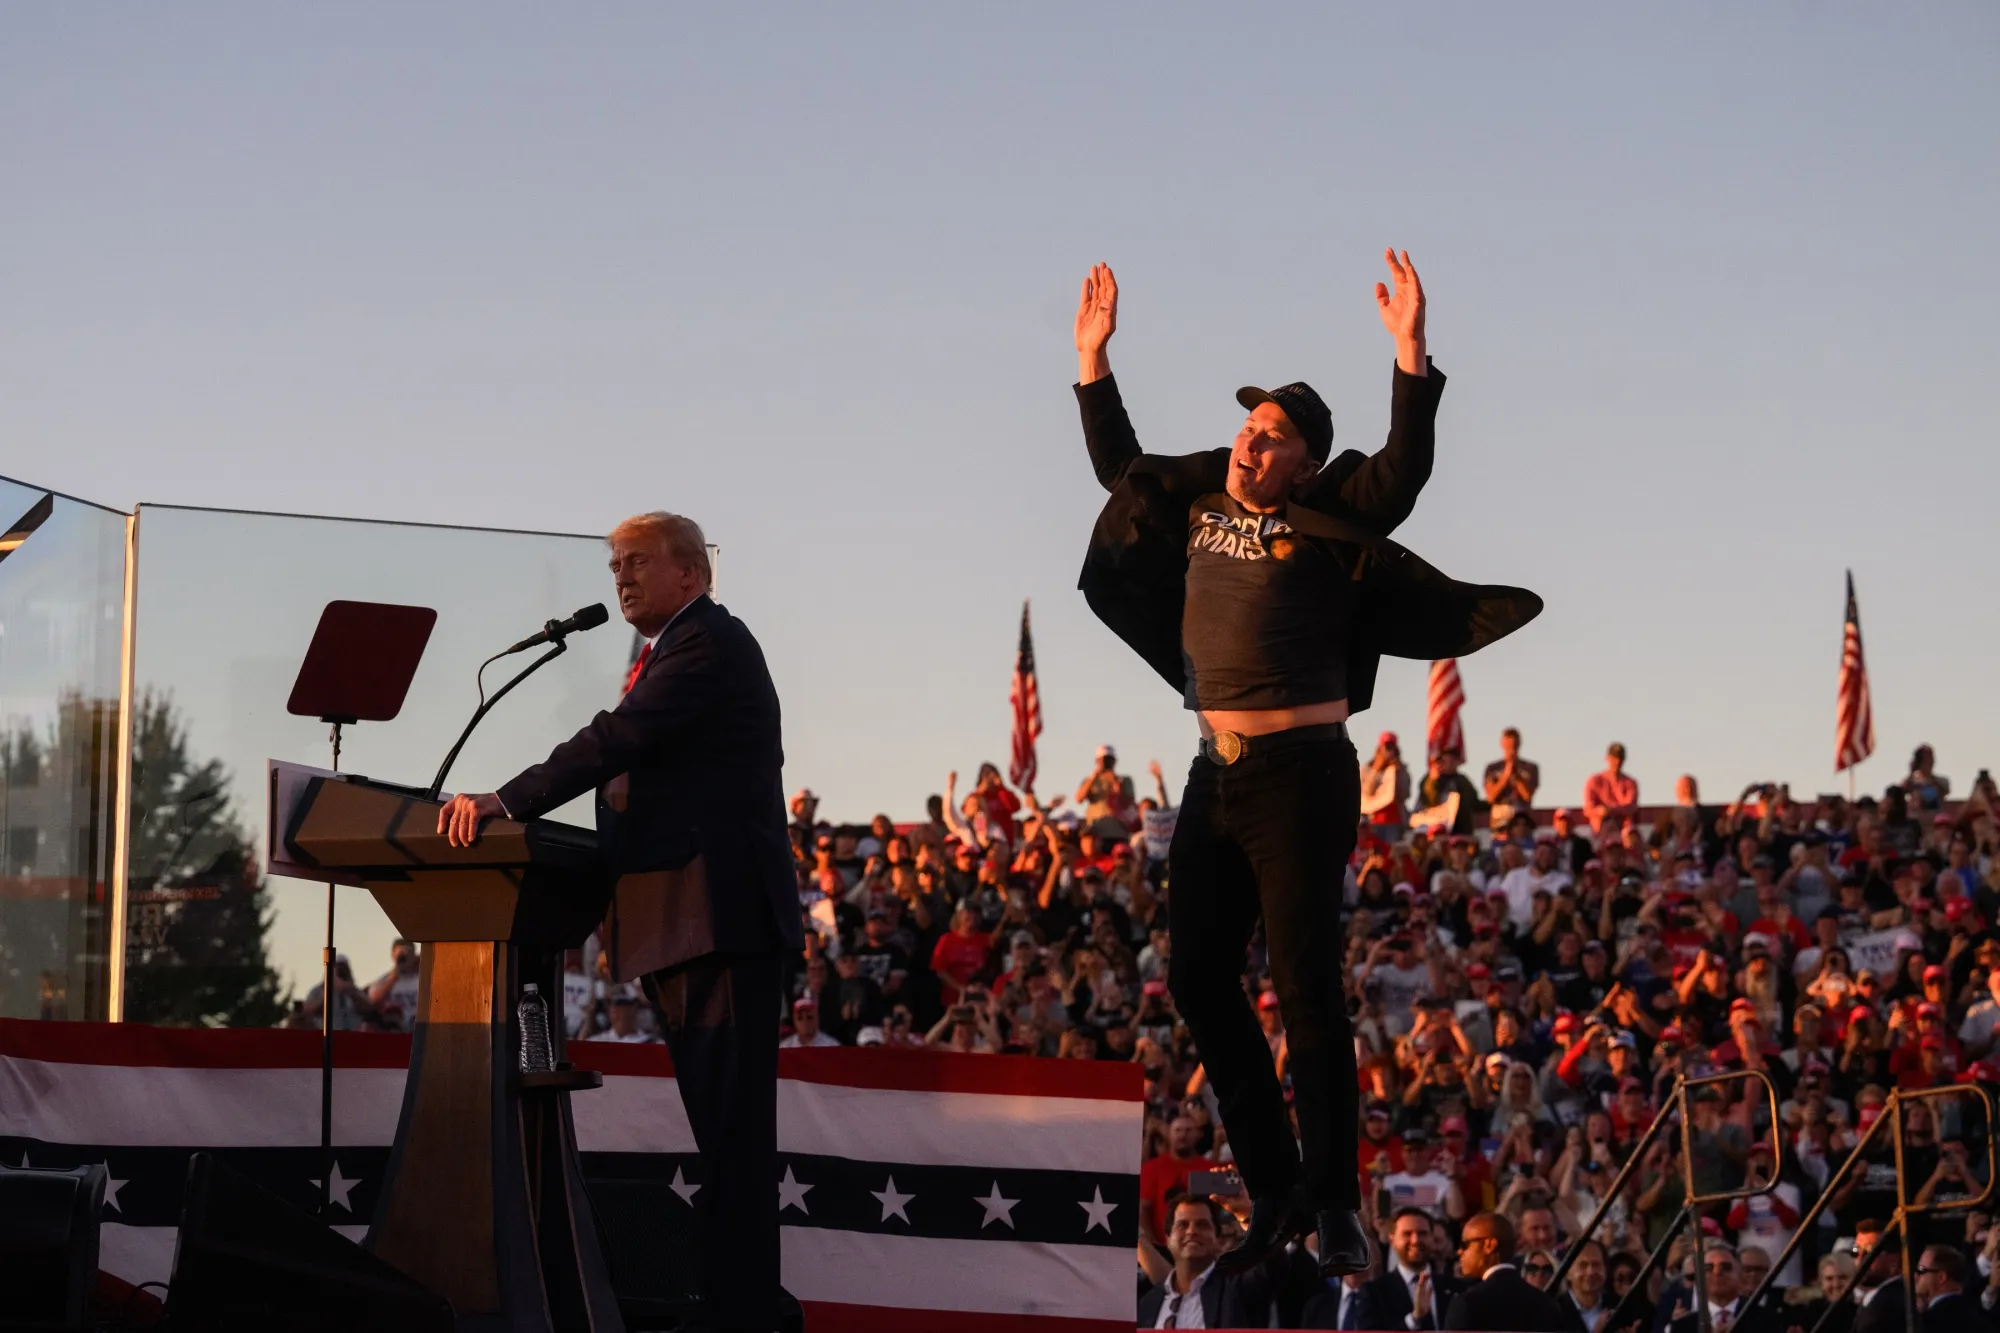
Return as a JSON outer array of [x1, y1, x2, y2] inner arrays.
[[269, 761, 625, 1333]]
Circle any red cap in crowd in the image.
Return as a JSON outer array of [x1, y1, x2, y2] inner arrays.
[[1849, 1004, 1875, 1024], [1659, 1024, 1685, 1044], [1142, 979, 1168, 997], [1946, 899, 1975, 922], [1925, 964, 1948, 981], [1256, 991, 1281, 1011], [1553, 1013, 1579, 1035], [1441, 1116, 1468, 1134], [1467, 963, 1491, 980], [1729, 997, 1756, 1016]]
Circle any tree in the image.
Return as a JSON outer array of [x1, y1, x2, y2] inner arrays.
[[122, 691, 289, 1027]]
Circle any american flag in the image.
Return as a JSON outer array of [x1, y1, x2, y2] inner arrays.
[[1836, 570, 1876, 772], [1, 1019, 1141, 1332], [1427, 657, 1465, 761], [1008, 601, 1042, 791]]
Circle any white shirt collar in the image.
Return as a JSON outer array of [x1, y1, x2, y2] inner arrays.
[[1173, 1261, 1215, 1299], [1482, 1263, 1517, 1280], [1394, 1257, 1424, 1284]]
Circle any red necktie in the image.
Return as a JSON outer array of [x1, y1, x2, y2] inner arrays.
[[623, 642, 652, 696]]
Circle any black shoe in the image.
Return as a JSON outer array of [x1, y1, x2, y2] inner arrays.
[[1315, 1207, 1373, 1277], [1214, 1186, 1314, 1275]]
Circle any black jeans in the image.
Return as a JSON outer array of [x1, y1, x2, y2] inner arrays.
[[1167, 731, 1361, 1208]]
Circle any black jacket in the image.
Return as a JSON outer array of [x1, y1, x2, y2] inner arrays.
[[1074, 364, 1541, 713], [1353, 1267, 1465, 1330], [1922, 1292, 1994, 1333], [1443, 1267, 1583, 1333], [1136, 1264, 1276, 1328], [1853, 1279, 1911, 1333], [497, 595, 804, 973]]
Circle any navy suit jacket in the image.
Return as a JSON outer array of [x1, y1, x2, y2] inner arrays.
[[497, 594, 804, 976]]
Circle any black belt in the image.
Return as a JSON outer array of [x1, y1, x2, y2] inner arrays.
[[1199, 721, 1348, 766]]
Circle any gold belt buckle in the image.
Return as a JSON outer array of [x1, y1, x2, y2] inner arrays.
[[1209, 731, 1244, 766]]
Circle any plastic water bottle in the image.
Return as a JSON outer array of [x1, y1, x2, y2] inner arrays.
[[518, 983, 553, 1073]]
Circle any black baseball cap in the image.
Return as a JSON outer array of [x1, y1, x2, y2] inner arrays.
[[1236, 382, 1334, 462]]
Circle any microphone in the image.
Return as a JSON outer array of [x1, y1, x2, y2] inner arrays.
[[503, 603, 610, 655]]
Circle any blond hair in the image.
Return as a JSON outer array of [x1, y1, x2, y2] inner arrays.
[[611, 512, 712, 590]]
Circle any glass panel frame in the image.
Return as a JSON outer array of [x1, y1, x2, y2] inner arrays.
[[0, 474, 131, 1022], [117, 502, 687, 1027]]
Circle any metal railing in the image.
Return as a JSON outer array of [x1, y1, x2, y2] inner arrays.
[[1733, 1082, 1997, 1333], [1549, 1068, 1782, 1333]]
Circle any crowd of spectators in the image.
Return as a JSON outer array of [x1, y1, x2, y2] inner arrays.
[[301, 732, 2000, 1329]]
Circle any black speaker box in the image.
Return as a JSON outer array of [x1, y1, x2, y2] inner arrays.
[[0, 1162, 104, 1332], [165, 1153, 454, 1332]]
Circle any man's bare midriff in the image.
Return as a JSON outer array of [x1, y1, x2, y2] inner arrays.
[[1198, 698, 1349, 740]]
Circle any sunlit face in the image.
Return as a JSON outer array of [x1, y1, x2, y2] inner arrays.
[[1569, 1246, 1606, 1301], [1226, 402, 1316, 511], [1169, 1201, 1223, 1268], [1392, 1214, 1429, 1266], [608, 525, 704, 637]]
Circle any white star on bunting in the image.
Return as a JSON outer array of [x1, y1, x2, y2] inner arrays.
[[102, 1170, 128, 1214], [777, 1165, 813, 1215], [670, 1166, 700, 1206], [871, 1175, 915, 1224], [975, 1180, 1019, 1230], [1079, 1184, 1118, 1234], [310, 1161, 360, 1212]]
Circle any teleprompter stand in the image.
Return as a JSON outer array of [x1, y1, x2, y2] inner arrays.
[[285, 600, 437, 1221]]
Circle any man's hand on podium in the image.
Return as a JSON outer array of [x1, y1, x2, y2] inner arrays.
[[438, 792, 505, 848]]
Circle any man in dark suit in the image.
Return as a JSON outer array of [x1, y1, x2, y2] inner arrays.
[[1444, 1211, 1581, 1333], [441, 511, 802, 1333], [1918, 1245, 1991, 1333], [1850, 1220, 1911, 1333], [1070, 256, 1539, 1278], [1352, 1206, 1463, 1329], [1137, 1196, 1282, 1328]]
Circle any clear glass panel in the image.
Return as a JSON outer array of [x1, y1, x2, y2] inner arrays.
[[125, 505, 639, 1027], [0, 476, 128, 1021]]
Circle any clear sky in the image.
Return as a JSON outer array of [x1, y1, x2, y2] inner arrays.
[[4, 5, 1997, 838]]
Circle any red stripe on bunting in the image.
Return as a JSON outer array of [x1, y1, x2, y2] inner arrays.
[[0, 1019, 1143, 1102], [798, 1302, 1131, 1333], [0, 1019, 414, 1069]]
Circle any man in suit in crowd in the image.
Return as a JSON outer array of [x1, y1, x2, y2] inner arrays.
[[1562, 1238, 1614, 1332], [1917, 1245, 1991, 1333], [1354, 1206, 1462, 1329], [1850, 1220, 1910, 1333], [1444, 1211, 1580, 1333], [441, 511, 802, 1333], [1668, 1244, 1747, 1333], [1138, 1196, 1282, 1328]]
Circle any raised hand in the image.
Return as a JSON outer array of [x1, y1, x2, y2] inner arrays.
[[1074, 262, 1118, 384], [1374, 248, 1427, 375]]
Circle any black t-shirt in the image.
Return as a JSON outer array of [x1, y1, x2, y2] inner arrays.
[[852, 943, 912, 992], [1181, 495, 1352, 710]]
